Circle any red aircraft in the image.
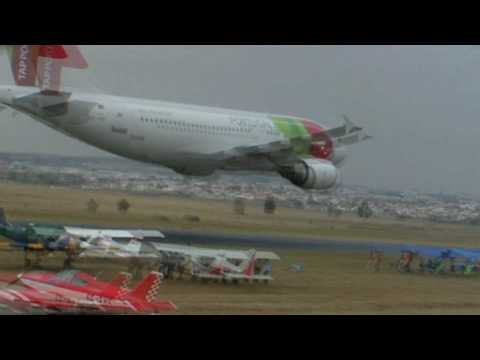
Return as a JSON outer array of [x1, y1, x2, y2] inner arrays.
[[0, 270, 176, 314]]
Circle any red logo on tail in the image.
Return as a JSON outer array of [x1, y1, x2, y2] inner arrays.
[[8, 45, 88, 93]]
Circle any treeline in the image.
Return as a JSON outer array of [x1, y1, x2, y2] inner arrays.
[[6, 170, 86, 186]]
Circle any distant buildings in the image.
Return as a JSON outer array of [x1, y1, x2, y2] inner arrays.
[[0, 152, 479, 225]]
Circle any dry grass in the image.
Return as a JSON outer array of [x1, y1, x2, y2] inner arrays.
[[2, 249, 480, 314], [1, 181, 480, 314], [1, 181, 480, 248]]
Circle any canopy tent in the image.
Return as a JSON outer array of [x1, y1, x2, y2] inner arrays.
[[449, 248, 480, 262], [400, 245, 480, 261], [401, 245, 452, 258]]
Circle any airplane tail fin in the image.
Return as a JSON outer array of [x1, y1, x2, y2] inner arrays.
[[128, 272, 163, 304], [242, 249, 257, 276], [125, 239, 142, 254], [111, 272, 133, 291], [0, 208, 7, 225], [1, 45, 88, 93]]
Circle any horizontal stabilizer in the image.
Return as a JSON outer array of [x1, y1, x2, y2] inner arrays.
[[325, 116, 371, 146], [13, 92, 71, 114], [326, 116, 365, 138]]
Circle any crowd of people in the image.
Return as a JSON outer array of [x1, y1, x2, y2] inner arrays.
[[366, 246, 480, 275]]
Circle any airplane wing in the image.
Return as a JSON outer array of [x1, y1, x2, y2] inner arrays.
[[79, 248, 159, 259], [325, 116, 372, 146], [0, 286, 88, 314], [151, 243, 250, 260], [65, 227, 165, 240], [210, 116, 370, 167]]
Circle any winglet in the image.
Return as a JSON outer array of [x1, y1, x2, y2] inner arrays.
[[342, 115, 363, 134]]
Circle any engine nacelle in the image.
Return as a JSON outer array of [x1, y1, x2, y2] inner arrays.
[[279, 159, 339, 190]]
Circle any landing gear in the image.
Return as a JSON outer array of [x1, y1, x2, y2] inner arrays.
[[23, 250, 32, 269], [63, 257, 73, 269]]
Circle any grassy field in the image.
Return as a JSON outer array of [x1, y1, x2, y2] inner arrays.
[[2, 249, 480, 315], [2, 181, 480, 314], [1, 181, 480, 248]]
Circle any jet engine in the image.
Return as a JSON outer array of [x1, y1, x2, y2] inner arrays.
[[279, 159, 339, 190]]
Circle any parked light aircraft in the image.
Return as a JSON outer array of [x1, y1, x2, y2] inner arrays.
[[0, 208, 162, 267], [0, 45, 371, 191], [153, 243, 277, 283], [0, 270, 176, 314], [78, 235, 159, 259]]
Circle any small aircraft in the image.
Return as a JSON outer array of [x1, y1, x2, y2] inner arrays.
[[153, 243, 277, 284], [0, 270, 176, 314], [78, 235, 159, 259], [0, 208, 162, 268], [190, 249, 262, 283]]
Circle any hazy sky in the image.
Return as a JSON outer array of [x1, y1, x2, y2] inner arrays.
[[0, 45, 479, 195]]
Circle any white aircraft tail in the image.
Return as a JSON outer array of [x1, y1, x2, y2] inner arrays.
[[240, 249, 257, 276], [125, 239, 142, 254]]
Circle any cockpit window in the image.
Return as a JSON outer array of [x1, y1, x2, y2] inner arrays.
[[71, 277, 88, 287], [55, 270, 80, 283]]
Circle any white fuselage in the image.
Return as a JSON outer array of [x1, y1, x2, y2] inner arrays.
[[1, 86, 312, 176]]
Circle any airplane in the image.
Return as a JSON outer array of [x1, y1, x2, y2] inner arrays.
[[0, 208, 77, 267], [0, 269, 176, 314], [78, 234, 160, 259], [0, 208, 161, 268], [153, 243, 275, 284], [190, 249, 265, 284], [0, 45, 371, 191]]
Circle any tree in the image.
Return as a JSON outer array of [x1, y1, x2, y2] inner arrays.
[[233, 197, 246, 216], [327, 205, 343, 218], [86, 199, 99, 214], [469, 216, 480, 226], [357, 200, 373, 219], [264, 196, 277, 215], [117, 199, 131, 214]]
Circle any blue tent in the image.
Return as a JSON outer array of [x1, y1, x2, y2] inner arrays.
[[400, 245, 480, 261], [401, 245, 453, 258], [450, 248, 480, 262]]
